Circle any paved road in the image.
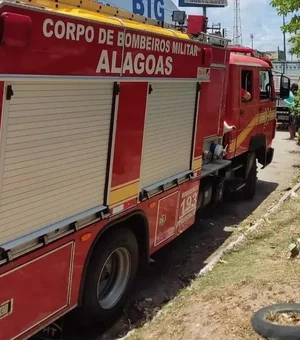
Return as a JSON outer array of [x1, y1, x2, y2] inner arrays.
[[39, 131, 300, 340], [259, 131, 299, 187]]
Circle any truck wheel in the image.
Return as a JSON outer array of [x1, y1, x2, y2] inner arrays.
[[243, 157, 257, 200], [79, 228, 138, 326]]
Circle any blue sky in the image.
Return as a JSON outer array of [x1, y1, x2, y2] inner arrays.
[[102, 0, 291, 56], [173, 0, 290, 54]]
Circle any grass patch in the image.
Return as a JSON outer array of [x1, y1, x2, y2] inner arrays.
[[127, 193, 300, 340]]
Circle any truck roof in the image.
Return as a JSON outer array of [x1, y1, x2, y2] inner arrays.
[[2, 0, 229, 48], [230, 53, 271, 68], [2, 0, 191, 40]]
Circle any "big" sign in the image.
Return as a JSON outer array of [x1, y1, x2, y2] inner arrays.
[[132, 0, 165, 21]]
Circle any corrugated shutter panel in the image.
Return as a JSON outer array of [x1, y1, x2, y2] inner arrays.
[[140, 82, 197, 188], [0, 81, 113, 245]]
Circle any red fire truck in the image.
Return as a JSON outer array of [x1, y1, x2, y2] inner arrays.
[[0, 0, 289, 339]]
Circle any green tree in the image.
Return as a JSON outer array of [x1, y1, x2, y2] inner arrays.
[[293, 89, 300, 116], [270, 0, 300, 56]]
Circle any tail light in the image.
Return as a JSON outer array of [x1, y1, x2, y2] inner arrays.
[[0, 12, 32, 48]]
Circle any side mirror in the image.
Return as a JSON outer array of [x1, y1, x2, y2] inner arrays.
[[279, 75, 290, 99]]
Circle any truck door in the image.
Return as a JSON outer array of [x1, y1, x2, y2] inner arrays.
[[258, 69, 276, 146], [236, 67, 257, 156]]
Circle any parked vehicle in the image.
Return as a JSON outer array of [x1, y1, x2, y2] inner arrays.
[[0, 1, 290, 339]]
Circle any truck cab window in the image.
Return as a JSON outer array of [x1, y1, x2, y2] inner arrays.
[[260, 70, 271, 99], [241, 70, 253, 102]]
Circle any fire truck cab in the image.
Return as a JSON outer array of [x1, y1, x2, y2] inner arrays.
[[0, 2, 290, 339], [222, 50, 278, 198]]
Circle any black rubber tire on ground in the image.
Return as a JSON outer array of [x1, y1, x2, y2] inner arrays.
[[78, 227, 139, 326], [252, 303, 300, 340], [243, 157, 257, 200]]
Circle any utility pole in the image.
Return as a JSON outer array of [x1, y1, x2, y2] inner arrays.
[[233, 0, 242, 46], [250, 33, 254, 49], [283, 14, 287, 74]]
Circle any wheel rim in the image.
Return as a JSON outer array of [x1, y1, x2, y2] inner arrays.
[[97, 247, 131, 310]]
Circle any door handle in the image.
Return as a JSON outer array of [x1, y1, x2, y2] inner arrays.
[[240, 109, 245, 115]]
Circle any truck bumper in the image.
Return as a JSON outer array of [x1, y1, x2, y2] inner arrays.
[[265, 147, 274, 167]]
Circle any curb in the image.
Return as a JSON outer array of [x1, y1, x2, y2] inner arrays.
[[198, 182, 300, 277]]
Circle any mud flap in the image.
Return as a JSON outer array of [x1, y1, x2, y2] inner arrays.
[[245, 152, 256, 179], [263, 147, 274, 168]]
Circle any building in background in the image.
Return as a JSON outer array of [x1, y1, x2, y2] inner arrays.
[[256, 49, 299, 84], [99, 0, 179, 23], [273, 62, 300, 84], [257, 49, 286, 61]]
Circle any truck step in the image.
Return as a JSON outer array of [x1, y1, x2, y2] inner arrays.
[[224, 179, 246, 193], [234, 183, 246, 191], [231, 164, 244, 172]]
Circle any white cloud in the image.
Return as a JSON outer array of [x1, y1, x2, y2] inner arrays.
[[172, 0, 289, 54]]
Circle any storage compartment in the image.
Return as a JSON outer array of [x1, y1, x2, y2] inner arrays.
[[140, 82, 198, 188], [0, 81, 114, 245], [0, 242, 74, 340], [154, 191, 180, 246], [198, 68, 225, 138]]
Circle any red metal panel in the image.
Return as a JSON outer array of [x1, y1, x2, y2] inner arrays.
[[198, 68, 225, 138], [111, 82, 147, 188], [186, 15, 208, 35], [235, 67, 260, 157], [258, 103, 276, 148], [212, 46, 226, 65], [120, 28, 205, 79], [224, 64, 240, 159], [218, 50, 230, 136], [0, 177, 202, 339], [1, 12, 32, 48], [0, 5, 124, 78], [138, 180, 200, 252], [177, 181, 199, 234], [0, 242, 74, 340], [154, 191, 180, 246], [230, 53, 270, 68], [0, 4, 211, 80], [193, 136, 203, 171], [140, 180, 200, 253]]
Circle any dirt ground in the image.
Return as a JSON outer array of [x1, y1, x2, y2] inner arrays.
[[126, 187, 300, 340], [57, 131, 300, 340]]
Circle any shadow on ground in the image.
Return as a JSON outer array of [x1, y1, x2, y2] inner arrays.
[[33, 179, 278, 340]]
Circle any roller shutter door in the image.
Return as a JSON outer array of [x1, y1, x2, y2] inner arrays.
[[140, 82, 197, 188], [0, 81, 113, 245]]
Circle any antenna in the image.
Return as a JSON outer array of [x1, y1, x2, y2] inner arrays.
[[233, 0, 242, 46], [250, 33, 254, 49]]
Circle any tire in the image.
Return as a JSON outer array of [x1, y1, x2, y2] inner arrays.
[[78, 227, 138, 326], [252, 303, 300, 340], [243, 156, 257, 200]]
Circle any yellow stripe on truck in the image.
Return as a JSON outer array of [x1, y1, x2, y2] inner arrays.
[[109, 180, 139, 206], [192, 157, 203, 172], [229, 110, 276, 153]]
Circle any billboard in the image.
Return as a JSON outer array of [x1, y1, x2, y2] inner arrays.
[[100, 0, 179, 23], [178, 0, 228, 7]]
